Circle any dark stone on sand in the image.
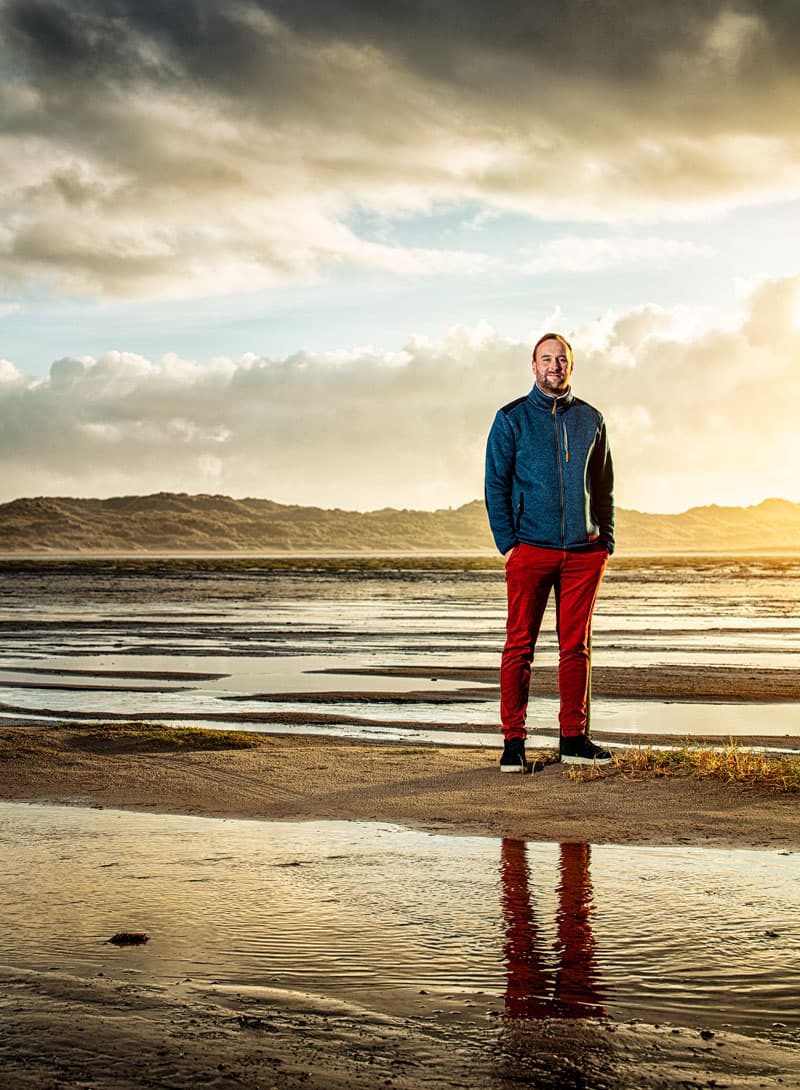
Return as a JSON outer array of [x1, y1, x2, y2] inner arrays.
[[108, 932, 150, 946]]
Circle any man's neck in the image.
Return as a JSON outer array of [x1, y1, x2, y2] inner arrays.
[[535, 382, 570, 400]]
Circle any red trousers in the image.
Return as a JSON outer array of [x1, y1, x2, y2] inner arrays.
[[501, 543, 608, 740]]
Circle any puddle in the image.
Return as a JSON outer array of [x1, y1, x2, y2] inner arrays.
[[1, 802, 797, 1043]]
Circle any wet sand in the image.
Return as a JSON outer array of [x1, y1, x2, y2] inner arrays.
[[2, 965, 797, 1090], [312, 663, 800, 703], [4, 663, 800, 702], [2, 727, 799, 1089], [3, 663, 798, 753], [2, 556, 799, 1086]]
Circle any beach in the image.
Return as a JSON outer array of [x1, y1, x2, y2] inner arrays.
[[2, 728, 800, 1090], [1, 725, 799, 849], [1, 555, 799, 1088]]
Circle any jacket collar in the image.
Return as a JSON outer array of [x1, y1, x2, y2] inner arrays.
[[528, 383, 574, 413]]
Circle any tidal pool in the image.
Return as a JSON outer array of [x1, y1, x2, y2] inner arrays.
[[0, 803, 797, 1045], [1, 556, 799, 750]]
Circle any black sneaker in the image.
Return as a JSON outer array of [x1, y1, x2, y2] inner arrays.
[[500, 737, 533, 774], [559, 735, 612, 765]]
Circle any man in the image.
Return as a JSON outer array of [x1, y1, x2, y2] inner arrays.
[[485, 333, 614, 771]]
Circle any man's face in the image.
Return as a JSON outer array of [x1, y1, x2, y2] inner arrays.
[[532, 338, 573, 397]]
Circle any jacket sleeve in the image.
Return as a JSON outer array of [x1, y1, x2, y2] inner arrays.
[[484, 410, 519, 555], [589, 419, 615, 554]]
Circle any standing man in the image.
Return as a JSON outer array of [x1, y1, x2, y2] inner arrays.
[[485, 333, 614, 771]]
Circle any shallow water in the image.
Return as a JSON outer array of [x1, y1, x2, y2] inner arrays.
[[0, 557, 798, 746], [1, 803, 797, 1043]]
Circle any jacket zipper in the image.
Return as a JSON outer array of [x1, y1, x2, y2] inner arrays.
[[552, 400, 566, 545]]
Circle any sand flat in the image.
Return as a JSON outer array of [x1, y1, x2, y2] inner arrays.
[[1, 726, 798, 850], [2, 727, 799, 1089]]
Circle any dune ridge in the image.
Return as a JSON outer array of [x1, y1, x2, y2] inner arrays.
[[1, 492, 799, 553]]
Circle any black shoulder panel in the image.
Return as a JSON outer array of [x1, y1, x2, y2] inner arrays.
[[499, 394, 528, 416], [570, 395, 603, 425]]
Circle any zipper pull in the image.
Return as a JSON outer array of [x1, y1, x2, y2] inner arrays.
[[563, 423, 570, 463]]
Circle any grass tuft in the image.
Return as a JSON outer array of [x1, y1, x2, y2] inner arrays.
[[564, 741, 800, 792], [51, 721, 263, 752]]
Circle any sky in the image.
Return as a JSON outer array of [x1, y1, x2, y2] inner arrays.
[[1, 0, 800, 514]]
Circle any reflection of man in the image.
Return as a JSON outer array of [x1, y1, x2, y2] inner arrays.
[[500, 839, 606, 1020], [485, 333, 614, 772]]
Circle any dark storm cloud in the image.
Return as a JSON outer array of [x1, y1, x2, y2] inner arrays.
[[4, 0, 788, 87], [269, 0, 712, 83], [2, 0, 164, 84], [3, 0, 286, 92], [2, 0, 800, 296]]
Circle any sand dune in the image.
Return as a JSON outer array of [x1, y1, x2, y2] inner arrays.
[[2, 493, 799, 553]]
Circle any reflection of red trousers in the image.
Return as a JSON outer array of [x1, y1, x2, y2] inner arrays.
[[501, 544, 608, 740], [501, 839, 607, 1020]]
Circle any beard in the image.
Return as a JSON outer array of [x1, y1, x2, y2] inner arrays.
[[541, 373, 569, 395]]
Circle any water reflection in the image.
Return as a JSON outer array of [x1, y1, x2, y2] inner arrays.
[[501, 839, 606, 1020], [0, 805, 797, 1040]]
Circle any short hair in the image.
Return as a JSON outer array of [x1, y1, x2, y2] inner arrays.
[[532, 332, 573, 363]]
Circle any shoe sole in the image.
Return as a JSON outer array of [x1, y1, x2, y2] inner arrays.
[[500, 760, 534, 774], [560, 754, 612, 765]]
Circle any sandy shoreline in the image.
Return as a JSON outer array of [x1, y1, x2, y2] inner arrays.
[[2, 964, 797, 1090], [2, 725, 798, 849], [4, 556, 798, 1087], [2, 726, 799, 1089]]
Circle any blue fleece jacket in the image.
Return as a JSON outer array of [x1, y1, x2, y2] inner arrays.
[[484, 383, 615, 556]]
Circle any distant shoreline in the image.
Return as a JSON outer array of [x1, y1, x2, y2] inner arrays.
[[2, 549, 800, 559]]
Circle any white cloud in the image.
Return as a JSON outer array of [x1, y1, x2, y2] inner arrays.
[[0, 359, 22, 383], [1, 275, 799, 513]]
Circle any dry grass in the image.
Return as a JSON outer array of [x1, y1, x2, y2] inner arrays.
[[565, 741, 800, 792]]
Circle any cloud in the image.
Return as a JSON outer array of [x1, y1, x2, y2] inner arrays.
[[1, 275, 799, 513], [1, 1, 800, 296], [0, 359, 22, 382]]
